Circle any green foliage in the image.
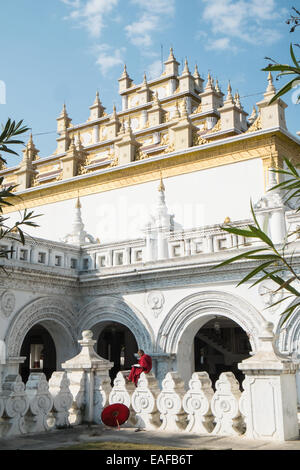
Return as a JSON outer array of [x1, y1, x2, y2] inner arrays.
[[212, 157, 300, 327], [261, 7, 300, 105], [0, 118, 40, 262], [262, 43, 300, 105], [0, 118, 29, 161]]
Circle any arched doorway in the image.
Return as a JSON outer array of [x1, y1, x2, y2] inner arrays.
[[97, 321, 138, 384], [194, 316, 251, 387], [19, 324, 57, 383], [157, 291, 265, 386]]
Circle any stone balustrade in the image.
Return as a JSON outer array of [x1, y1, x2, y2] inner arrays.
[[0, 327, 298, 442], [2, 209, 300, 274]]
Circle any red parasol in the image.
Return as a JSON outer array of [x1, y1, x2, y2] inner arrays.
[[101, 404, 130, 430]]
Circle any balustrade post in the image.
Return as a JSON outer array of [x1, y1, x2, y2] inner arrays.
[[182, 371, 215, 434], [157, 372, 187, 432], [238, 321, 299, 441], [48, 371, 73, 428], [24, 372, 53, 433], [131, 372, 161, 430], [211, 372, 245, 436], [109, 371, 137, 427], [0, 374, 29, 437], [62, 330, 113, 425]]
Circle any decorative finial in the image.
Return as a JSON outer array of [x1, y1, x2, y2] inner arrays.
[[248, 105, 257, 124], [182, 57, 190, 75], [234, 91, 241, 108], [194, 64, 200, 78], [225, 80, 233, 103], [153, 90, 161, 107], [120, 63, 129, 79], [60, 102, 67, 117], [174, 101, 180, 119], [215, 79, 221, 93], [266, 71, 276, 94], [158, 172, 165, 192], [75, 196, 81, 209], [205, 72, 213, 90], [180, 97, 188, 118], [168, 47, 175, 61]]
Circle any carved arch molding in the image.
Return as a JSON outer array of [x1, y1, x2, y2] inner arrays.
[[156, 290, 267, 354], [5, 296, 78, 358], [78, 295, 155, 353]]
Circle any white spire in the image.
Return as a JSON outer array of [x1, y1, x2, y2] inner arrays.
[[63, 197, 96, 246]]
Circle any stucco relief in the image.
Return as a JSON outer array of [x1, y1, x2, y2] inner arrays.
[[146, 291, 165, 317], [258, 282, 283, 312], [1, 290, 15, 317]]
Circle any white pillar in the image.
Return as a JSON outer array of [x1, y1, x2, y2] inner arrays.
[[238, 321, 299, 441], [62, 330, 113, 424], [269, 209, 287, 244]]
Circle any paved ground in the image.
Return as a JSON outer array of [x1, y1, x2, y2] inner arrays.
[[0, 424, 300, 451]]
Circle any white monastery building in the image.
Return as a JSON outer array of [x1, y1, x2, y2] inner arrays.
[[0, 49, 300, 441]]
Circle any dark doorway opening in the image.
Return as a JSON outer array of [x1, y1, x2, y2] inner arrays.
[[19, 324, 57, 383], [97, 322, 138, 385], [194, 316, 251, 388]]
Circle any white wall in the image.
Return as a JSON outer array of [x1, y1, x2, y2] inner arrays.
[[7, 158, 264, 244]]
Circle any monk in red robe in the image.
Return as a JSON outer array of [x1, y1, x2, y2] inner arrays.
[[127, 350, 152, 386]]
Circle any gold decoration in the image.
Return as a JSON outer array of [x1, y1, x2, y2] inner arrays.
[[110, 156, 119, 167], [206, 119, 221, 134], [246, 115, 262, 133], [192, 103, 202, 114], [192, 129, 208, 146], [161, 134, 169, 146]]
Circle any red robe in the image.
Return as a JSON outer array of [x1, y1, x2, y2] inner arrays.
[[128, 354, 152, 386]]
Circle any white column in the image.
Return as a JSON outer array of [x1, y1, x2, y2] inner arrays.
[[62, 330, 113, 425], [269, 209, 287, 244], [238, 322, 299, 441], [122, 95, 128, 111]]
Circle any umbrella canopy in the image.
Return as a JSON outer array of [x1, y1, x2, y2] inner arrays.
[[101, 403, 130, 428]]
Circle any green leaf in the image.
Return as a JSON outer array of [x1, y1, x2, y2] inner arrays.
[[283, 156, 299, 177], [248, 225, 274, 247], [268, 78, 299, 105], [236, 261, 275, 287], [249, 268, 283, 288], [250, 200, 260, 229], [280, 303, 300, 326], [220, 226, 256, 238], [211, 248, 268, 270], [290, 43, 299, 68], [268, 272, 300, 297]]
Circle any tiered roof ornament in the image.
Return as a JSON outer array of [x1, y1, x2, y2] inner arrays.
[[118, 64, 133, 92], [163, 47, 180, 76], [15, 133, 39, 190], [193, 64, 204, 92], [89, 90, 106, 120], [62, 197, 96, 246], [256, 72, 287, 131]]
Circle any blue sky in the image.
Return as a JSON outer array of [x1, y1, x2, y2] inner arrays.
[[0, 0, 299, 167]]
